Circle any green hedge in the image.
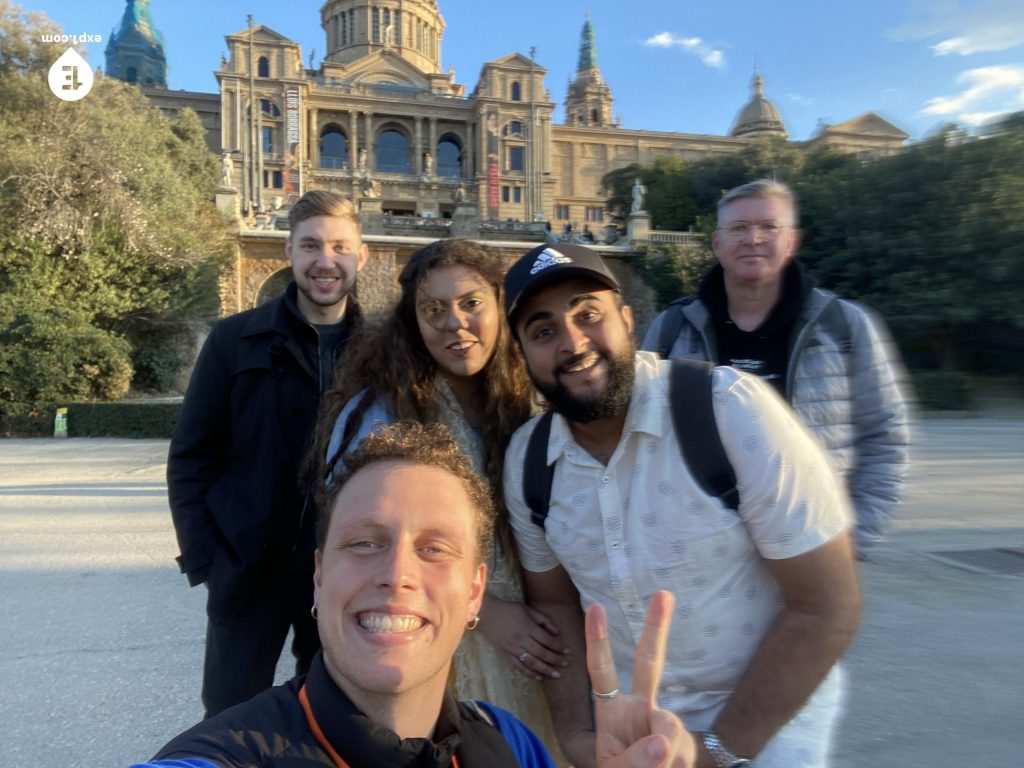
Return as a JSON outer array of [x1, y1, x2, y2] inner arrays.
[[1, 401, 181, 438]]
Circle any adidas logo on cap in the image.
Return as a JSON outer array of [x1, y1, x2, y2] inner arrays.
[[529, 248, 573, 275]]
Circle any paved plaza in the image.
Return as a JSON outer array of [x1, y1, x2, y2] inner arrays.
[[1, 413, 1022, 767]]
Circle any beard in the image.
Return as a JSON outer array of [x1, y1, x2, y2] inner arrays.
[[531, 340, 636, 424], [297, 270, 357, 309]]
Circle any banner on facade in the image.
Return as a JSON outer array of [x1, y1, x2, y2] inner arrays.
[[486, 109, 499, 220], [285, 86, 301, 201]]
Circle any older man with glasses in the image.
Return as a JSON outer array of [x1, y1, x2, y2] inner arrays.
[[642, 179, 909, 560]]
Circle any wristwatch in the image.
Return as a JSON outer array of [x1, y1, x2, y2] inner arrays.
[[702, 730, 751, 767]]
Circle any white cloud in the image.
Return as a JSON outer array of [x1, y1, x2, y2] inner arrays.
[[643, 32, 726, 70], [920, 65, 1024, 122], [785, 93, 816, 106], [892, 0, 1024, 55], [958, 111, 1007, 125]]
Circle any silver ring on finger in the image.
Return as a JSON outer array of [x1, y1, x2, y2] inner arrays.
[[517, 650, 531, 663], [592, 688, 620, 699]]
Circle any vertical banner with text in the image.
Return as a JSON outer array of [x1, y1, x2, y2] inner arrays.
[[486, 109, 499, 220], [285, 86, 301, 202]]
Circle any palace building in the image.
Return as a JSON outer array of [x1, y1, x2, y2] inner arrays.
[[108, 0, 908, 227], [106, 1, 909, 319]]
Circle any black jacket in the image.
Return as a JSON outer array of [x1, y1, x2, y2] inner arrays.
[[146, 652, 549, 767], [167, 284, 359, 618]]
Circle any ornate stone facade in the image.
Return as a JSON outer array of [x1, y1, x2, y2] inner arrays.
[[110, 1, 908, 315]]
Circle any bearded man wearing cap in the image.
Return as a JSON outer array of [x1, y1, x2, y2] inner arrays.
[[500, 243, 862, 768]]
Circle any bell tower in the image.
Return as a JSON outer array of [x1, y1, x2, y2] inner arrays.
[[104, 0, 167, 86], [564, 15, 614, 127]]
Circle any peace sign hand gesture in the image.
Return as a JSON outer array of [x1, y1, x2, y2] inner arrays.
[[586, 590, 696, 768]]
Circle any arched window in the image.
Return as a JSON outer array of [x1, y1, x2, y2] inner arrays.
[[320, 126, 348, 170], [125, 66, 137, 83], [257, 56, 270, 78], [376, 129, 410, 173], [511, 81, 522, 101], [436, 137, 461, 178], [591, 109, 600, 125], [502, 121, 524, 137]]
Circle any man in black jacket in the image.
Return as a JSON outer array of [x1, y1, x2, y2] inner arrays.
[[167, 190, 368, 717]]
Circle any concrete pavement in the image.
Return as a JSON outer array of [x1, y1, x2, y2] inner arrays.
[[1, 414, 1021, 767]]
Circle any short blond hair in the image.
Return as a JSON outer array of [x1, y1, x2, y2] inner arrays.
[[288, 190, 360, 239], [717, 179, 799, 224]]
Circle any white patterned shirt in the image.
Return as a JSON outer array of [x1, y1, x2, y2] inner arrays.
[[504, 352, 851, 729]]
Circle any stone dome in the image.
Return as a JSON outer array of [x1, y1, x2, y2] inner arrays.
[[731, 71, 787, 138]]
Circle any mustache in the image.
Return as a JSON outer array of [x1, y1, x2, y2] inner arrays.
[[556, 351, 602, 376]]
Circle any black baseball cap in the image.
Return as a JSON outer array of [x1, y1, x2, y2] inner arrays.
[[504, 243, 620, 329]]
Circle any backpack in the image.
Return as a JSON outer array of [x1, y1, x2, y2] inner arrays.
[[522, 358, 739, 530]]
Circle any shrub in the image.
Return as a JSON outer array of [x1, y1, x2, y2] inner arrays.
[[0, 304, 133, 411], [66, 401, 181, 438], [0, 400, 181, 438]]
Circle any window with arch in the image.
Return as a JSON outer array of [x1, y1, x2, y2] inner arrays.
[[125, 66, 137, 83], [436, 137, 461, 177], [257, 56, 270, 78], [320, 126, 348, 170], [510, 81, 522, 101], [591, 108, 600, 125], [376, 129, 410, 173], [502, 121, 524, 137]]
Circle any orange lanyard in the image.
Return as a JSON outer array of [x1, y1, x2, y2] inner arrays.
[[298, 684, 461, 768]]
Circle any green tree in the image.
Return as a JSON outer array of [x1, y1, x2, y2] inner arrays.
[[799, 117, 1024, 370], [0, 2, 226, 411]]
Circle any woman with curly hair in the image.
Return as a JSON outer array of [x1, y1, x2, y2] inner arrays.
[[311, 239, 566, 762]]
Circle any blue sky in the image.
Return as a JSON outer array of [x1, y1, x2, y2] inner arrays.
[[32, 0, 1024, 141]]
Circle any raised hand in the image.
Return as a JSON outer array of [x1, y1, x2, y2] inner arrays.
[[586, 590, 696, 768]]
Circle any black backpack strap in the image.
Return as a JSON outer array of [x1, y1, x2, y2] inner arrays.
[[669, 359, 739, 511], [656, 298, 689, 359], [523, 411, 556, 529]]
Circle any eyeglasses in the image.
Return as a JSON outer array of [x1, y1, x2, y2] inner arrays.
[[717, 221, 789, 240]]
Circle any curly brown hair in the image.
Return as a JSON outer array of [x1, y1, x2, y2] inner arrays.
[[310, 239, 535, 557], [316, 421, 495, 564]]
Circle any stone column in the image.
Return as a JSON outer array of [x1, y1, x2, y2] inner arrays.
[[349, 111, 359, 171], [364, 111, 374, 169], [309, 107, 318, 168], [415, 116, 423, 175]]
